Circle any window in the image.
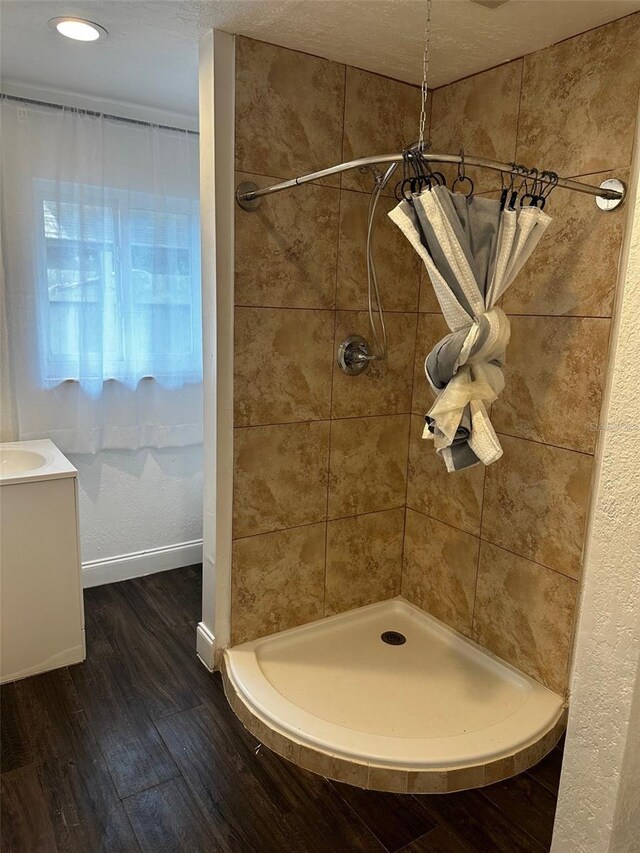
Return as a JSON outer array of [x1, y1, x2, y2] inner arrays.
[[35, 180, 202, 387]]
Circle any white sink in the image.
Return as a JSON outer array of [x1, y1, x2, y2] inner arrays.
[[0, 448, 47, 476], [0, 440, 76, 485]]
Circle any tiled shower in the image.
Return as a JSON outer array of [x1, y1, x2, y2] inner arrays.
[[230, 15, 640, 703]]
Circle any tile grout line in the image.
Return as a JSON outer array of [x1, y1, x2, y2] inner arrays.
[[494, 430, 596, 458], [470, 464, 489, 638], [400, 310, 421, 598], [513, 55, 525, 165], [233, 506, 408, 543], [232, 302, 616, 324], [229, 418, 599, 463], [417, 310, 613, 319], [235, 303, 422, 313], [323, 64, 348, 618], [235, 411, 412, 430], [560, 301, 622, 696], [405, 502, 580, 584]]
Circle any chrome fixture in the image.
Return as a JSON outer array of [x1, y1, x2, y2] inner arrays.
[[337, 335, 372, 376], [236, 152, 626, 211], [596, 178, 626, 211]]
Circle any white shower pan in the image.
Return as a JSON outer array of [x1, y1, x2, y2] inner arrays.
[[223, 598, 566, 793]]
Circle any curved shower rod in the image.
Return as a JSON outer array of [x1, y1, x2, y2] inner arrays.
[[235, 151, 625, 211]]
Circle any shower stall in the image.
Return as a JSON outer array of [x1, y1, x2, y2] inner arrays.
[[199, 17, 639, 793]]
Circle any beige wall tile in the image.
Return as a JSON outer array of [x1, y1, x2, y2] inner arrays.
[[474, 542, 578, 694], [407, 415, 485, 536], [235, 37, 345, 182], [517, 15, 640, 176], [328, 414, 409, 518], [342, 67, 423, 195], [336, 190, 421, 312], [503, 170, 629, 318], [233, 421, 330, 538], [412, 313, 448, 417], [492, 316, 610, 454], [234, 307, 334, 426], [331, 311, 417, 418], [402, 509, 479, 635], [325, 508, 404, 615], [430, 60, 522, 193], [482, 434, 593, 579], [235, 172, 339, 309], [231, 523, 326, 644]]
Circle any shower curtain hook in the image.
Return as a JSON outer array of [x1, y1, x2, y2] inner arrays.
[[452, 149, 474, 198], [458, 149, 466, 181]]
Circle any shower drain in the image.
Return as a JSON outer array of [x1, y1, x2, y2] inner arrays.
[[381, 631, 406, 646]]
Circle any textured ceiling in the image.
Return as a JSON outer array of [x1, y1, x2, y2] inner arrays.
[[1, 0, 639, 120]]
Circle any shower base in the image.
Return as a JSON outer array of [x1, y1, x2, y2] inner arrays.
[[222, 598, 566, 793]]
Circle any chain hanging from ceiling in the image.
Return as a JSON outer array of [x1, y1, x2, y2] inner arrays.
[[417, 0, 433, 151]]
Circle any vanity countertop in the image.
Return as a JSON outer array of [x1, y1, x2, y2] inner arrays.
[[0, 439, 77, 486]]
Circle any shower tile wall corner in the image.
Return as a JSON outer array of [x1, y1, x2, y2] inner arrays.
[[231, 37, 423, 645], [405, 12, 640, 695]]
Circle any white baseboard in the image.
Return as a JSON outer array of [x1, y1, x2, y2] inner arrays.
[[196, 621, 216, 671], [82, 539, 203, 588]]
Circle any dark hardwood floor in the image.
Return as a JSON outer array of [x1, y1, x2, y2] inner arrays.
[[1, 566, 564, 852]]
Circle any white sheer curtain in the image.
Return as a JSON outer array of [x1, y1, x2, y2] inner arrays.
[[0, 97, 202, 453]]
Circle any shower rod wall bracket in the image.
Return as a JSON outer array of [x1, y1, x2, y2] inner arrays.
[[596, 178, 626, 211], [236, 181, 262, 211]]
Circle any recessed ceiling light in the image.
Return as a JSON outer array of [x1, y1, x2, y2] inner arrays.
[[48, 17, 108, 42]]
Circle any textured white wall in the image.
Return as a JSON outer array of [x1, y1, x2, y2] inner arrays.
[[70, 446, 203, 564], [552, 124, 640, 853]]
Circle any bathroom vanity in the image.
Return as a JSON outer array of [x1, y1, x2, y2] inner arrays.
[[0, 439, 85, 683]]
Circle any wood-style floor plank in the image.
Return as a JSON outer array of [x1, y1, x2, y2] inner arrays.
[[36, 755, 141, 853], [415, 788, 548, 853], [89, 582, 211, 721], [331, 780, 438, 852], [0, 684, 33, 774], [281, 782, 387, 853], [130, 565, 203, 631], [69, 632, 181, 798], [398, 825, 470, 852], [155, 703, 297, 852], [13, 668, 84, 760], [479, 772, 558, 849], [525, 741, 565, 797], [123, 776, 234, 853], [1, 764, 58, 853], [13, 669, 140, 853]]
